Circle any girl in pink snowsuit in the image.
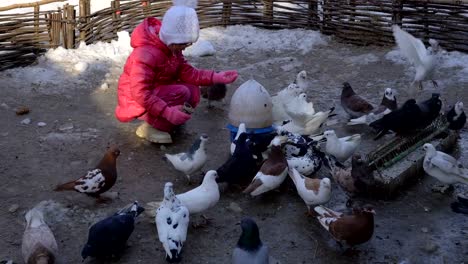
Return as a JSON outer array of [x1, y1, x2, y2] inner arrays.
[[115, 1, 237, 143]]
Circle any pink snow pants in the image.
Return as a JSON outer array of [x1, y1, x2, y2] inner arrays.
[[139, 83, 200, 132]]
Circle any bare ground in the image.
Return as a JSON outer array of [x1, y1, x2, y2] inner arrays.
[[0, 38, 467, 264]]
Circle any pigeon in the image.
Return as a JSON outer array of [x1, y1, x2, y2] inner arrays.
[[279, 131, 315, 158], [21, 208, 58, 264], [233, 217, 269, 264], [277, 107, 335, 136], [243, 137, 288, 196], [165, 134, 209, 183], [451, 195, 468, 215], [370, 94, 441, 140], [218, 133, 259, 186], [422, 143, 468, 186], [294, 70, 308, 91], [323, 130, 361, 163], [272, 83, 304, 124], [156, 182, 190, 263], [326, 155, 375, 206], [289, 168, 331, 215], [314, 205, 375, 248], [392, 25, 439, 91], [287, 145, 326, 176], [200, 83, 227, 108], [446, 101, 466, 130], [81, 201, 145, 261], [347, 88, 398, 126], [231, 123, 247, 155], [176, 170, 220, 214], [340, 82, 374, 118], [284, 93, 315, 124], [54, 146, 120, 199]]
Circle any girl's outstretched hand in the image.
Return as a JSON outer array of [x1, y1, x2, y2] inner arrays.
[[212, 70, 238, 84]]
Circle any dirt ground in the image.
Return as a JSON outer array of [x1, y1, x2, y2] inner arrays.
[[0, 37, 467, 264]]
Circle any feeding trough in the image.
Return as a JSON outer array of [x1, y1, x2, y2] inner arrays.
[[362, 115, 458, 199], [227, 79, 276, 151]]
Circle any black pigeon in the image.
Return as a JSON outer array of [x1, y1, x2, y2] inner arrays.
[[369, 94, 441, 140], [201, 83, 227, 108], [217, 133, 259, 186], [81, 201, 145, 261], [451, 195, 468, 215], [416, 93, 442, 128], [446, 102, 466, 130], [232, 218, 269, 264], [341, 82, 374, 118]]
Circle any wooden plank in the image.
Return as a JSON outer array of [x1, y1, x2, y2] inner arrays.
[[0, 0, 66, 12]]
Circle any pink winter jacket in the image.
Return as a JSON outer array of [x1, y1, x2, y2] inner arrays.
[[115, 17, 214, 122]]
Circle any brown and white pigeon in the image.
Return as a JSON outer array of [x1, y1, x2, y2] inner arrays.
[[22, 208, 58, 264], [54, 146, 120, 199], [243, 137, 288, 196], [340, 82, 374, 118], [314, 205, 375, 248], [289, 168, 331, 215], [347, 88, 398, 126]]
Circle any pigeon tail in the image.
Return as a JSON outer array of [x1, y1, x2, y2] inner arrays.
[[166, 249, 182, 263], [451, 201, 468, 215], [54, 181, 75, 191], [347, 115, 367, 126]]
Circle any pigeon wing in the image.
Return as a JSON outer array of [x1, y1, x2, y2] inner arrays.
[[392, 25, 427, 68], [430, 155, 463, 175]]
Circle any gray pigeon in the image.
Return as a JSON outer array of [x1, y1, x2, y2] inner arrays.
[[233, 218, 269, 264]]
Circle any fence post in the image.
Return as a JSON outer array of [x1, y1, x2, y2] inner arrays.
[[111, 0, 121, 38], [307, 0, 317, 29], [66, 4, 75, 48], [392, 0, 403, 26], [141, 0, 150, 17], [322, 0, 329, 32], [263, 0, 273, 26], [34, 3, 40, 39], [423, 1, 429, 41], [222, 1, 232, 26], [79, 0, 90, 41], [50, 11, 62, 48]]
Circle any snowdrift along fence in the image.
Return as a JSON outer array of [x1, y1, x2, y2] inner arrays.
[[1, 0, 468, 71]]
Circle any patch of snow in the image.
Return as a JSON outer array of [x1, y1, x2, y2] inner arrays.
[[346, 53, 379, 65], [183, 39, 216, 57], [21, 118, 31, 125], [37, 122, 47, 127], [200, 25, 327, 55]]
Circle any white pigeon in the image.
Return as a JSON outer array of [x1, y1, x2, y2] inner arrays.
[[244, 137, 288, 196], [231, 123, 247, 155], [22, 208, 58, 264], [392, 25, 439, 91], [272, 83, 304, 124], [284, 93, 316, 124], [323, 130, 361, 163], [422, 143, 468, 185], [294, 70, 309, 91], [165, 134, 209, 182], [289, 168, 331, 215], [176, 170, 220, 214], [156, 182, 190, 263], [277, 107, 335, 136]]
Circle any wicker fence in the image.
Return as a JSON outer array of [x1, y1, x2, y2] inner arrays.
[[1, 0, 468, 71]]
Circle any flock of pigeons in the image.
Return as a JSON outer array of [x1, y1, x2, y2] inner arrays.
[[18, 26, 468, 264]]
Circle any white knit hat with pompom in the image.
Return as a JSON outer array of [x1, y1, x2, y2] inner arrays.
[[159, 0, 199, 46]]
